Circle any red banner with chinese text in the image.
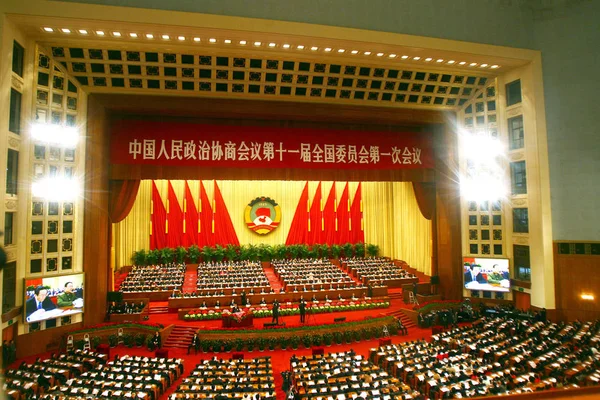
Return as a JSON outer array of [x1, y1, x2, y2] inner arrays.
[[110, 120, 433, 169]]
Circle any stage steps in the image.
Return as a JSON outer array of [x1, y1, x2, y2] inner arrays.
[[149, 305, 169, 314], [263, 266, 284, 293], [383, 309, 417, 329], [163, 325, 198, 349], [181, 270, 198, 294]]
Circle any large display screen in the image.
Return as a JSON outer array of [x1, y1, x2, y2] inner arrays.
[[24, 273, 84, 325], [463, 257, 510, 293]]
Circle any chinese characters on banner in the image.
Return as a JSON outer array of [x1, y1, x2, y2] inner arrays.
[[111, 120, 433, 170]]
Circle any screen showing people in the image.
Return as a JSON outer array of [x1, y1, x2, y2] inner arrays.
[[24, 273, 84, 324], [463, 257, 510, 292]]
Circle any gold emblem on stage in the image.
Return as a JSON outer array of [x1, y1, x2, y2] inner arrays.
[[245, 197, 281, 235]]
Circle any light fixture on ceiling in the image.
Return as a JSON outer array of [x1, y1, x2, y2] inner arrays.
[[78, 29, 88, 35], [491, 65, 500, 69], [324, 48, 332, 52], [269, 42, 276, 47], [480, 63, 489, 68], [469, 62, 477, 67], [112, 32, 121, 37], [338, 49, 345, 53], [254, 41, 261, 46], [297, 45, 305, 50], [209, 38, 216, 43], [389, 54, 397, 58], [311, 46, 318, 51], [43, 27, 54, 32], [436, 59, 444, 63], [283, 44, 290, 49], [448, 60, 456, 64], [425, 58, 433, 62], [193, 37, 201, 42], [413, 56, 421, 60], [364, 51, 371, 55], [351, 50, 359, 54], [581, 293, 595, 301], [376, 52, 384, 57], [146, 34, 154, 39], [96, 30, 105, 36], [459, 61, 467, 65], [178, 36, 185, 41], [239, 40, 247, 45], [61, 28, 71, 34], [224, 39, 232, 44], [32, 177, 81, 201], [162, 34, 170, 40], [401, 55, 409, 59], [129, 33, 138, 38]]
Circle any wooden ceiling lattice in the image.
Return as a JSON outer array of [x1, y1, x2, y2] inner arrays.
[[46, 44, 492, 109]]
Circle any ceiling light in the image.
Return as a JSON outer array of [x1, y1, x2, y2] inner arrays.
[[32, 178, 81, 201], [61, 28, 71, 34], [581, 294, 595, 301], [351, 50, 359, 54], [224, 39, 232, 44], [376, 52, 384, 57], [297, 45, 304, 50], [470, 62, 478, 66], [43, 27, 54, 32], [78, 29, 88, 35], [254, 41, 261, 46], [31, 123, 79, 147], [162, 34, 170, 40], [311, 46, 318, 51], [146, 34, 154, 39], [283, 44, 290, 49], [96, 30, 105, 36], [178, 36, 185, 41], [389, 54, 397, 58], [193, 37, 201, 42], [413, 56, 421, 60], [436, 59, 444, 63], [459, 61, 467, 65], [209, 38, 216, 43], [240, 40, 247, 45], [401, 55, 409, 59], [112, 32, 121, 37], [129, 33, 138, 38], [324, 48, 332, 52], [338, 49, 345, 53], [448, 60, 456, 64], [491, 65, 500, 69], [268, 43, 276, 47], [425, 57, 433, 62], [480, 63, 488, 67], [364, 51, 371, 55]]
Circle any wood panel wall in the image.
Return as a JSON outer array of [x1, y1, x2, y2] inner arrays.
[[553, 243, 600, 321]]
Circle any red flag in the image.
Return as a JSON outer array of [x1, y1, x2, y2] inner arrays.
[[198, 181, 214, 247], [285, 182, 309, 245], [213, 181, 240, 246], [166, 182, 184, 248], [308, 182, 323, 245], [322, 183, 337, 245], [350, 182, 365, 244], [150, 181, 167, 250], [183, 181, 198, 247], [336, 183, 350, 244]]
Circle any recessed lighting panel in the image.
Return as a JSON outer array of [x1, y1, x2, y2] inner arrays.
[[178, 36, 185, 41], [43, 27, 54, 32], [78, 29, 88, 34], [162, 34, 170, 40], [61, 28, 71, 34], [96, 31, 105, 36], [112, 32, 121, 37], [146, 34, 154, 39]]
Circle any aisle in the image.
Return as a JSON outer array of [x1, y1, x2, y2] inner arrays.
[[263, 266, 284, 293]]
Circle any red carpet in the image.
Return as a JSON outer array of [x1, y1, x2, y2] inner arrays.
[[181, 270, 198, 293], [263, 266, 283, 292]]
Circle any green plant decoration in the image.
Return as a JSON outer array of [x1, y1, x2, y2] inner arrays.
[[175, 246, 187, 264], [188, 245, 201, 263]]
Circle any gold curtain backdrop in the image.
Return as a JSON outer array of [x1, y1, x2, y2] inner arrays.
[[112, 180, 432, 275]]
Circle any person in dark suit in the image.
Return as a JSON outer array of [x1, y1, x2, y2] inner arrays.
[[465, 266, 486, 284], [272, 300, 280, 324], [299, 299, 306, 323], [26, 286, 57, 322], [240, 290, 247, 307], [188, 333, 199, 354], [151, 332, 161, 349]]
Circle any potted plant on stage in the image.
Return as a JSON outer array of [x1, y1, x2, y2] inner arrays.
[[257, 337, 267, 352], [223, 339, 233, 352], [334, 331, 343, 345], [290, 336, 300, 350], [344, 331, 353, 344], [279, 336, 290, 350], [91, 336, 101, 350], [323, 333, 333, 347], [246, 338, 256, 352], [160, 248, 174, 264], [213, 245, 226, 262], [135, 333, 146, 347], [234, 338, 245, 352], [355, 242, 366, 258], [330, 245, 342, 262], [175, 246, 187, 264], [258, 243, 274, 265], [188, 245, 201, 264], [366, 244, 380, 257], [342, 243, 354, 258], [273, 244, 288, 261], [301, 334, 312, 349], [312, 333, 323, 347], [109, 334, 118, 347], [146, 249, 160, 266], [131, 250, 147, 266], [225, 244, 239, 262], [268, 337, 278, 351]]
